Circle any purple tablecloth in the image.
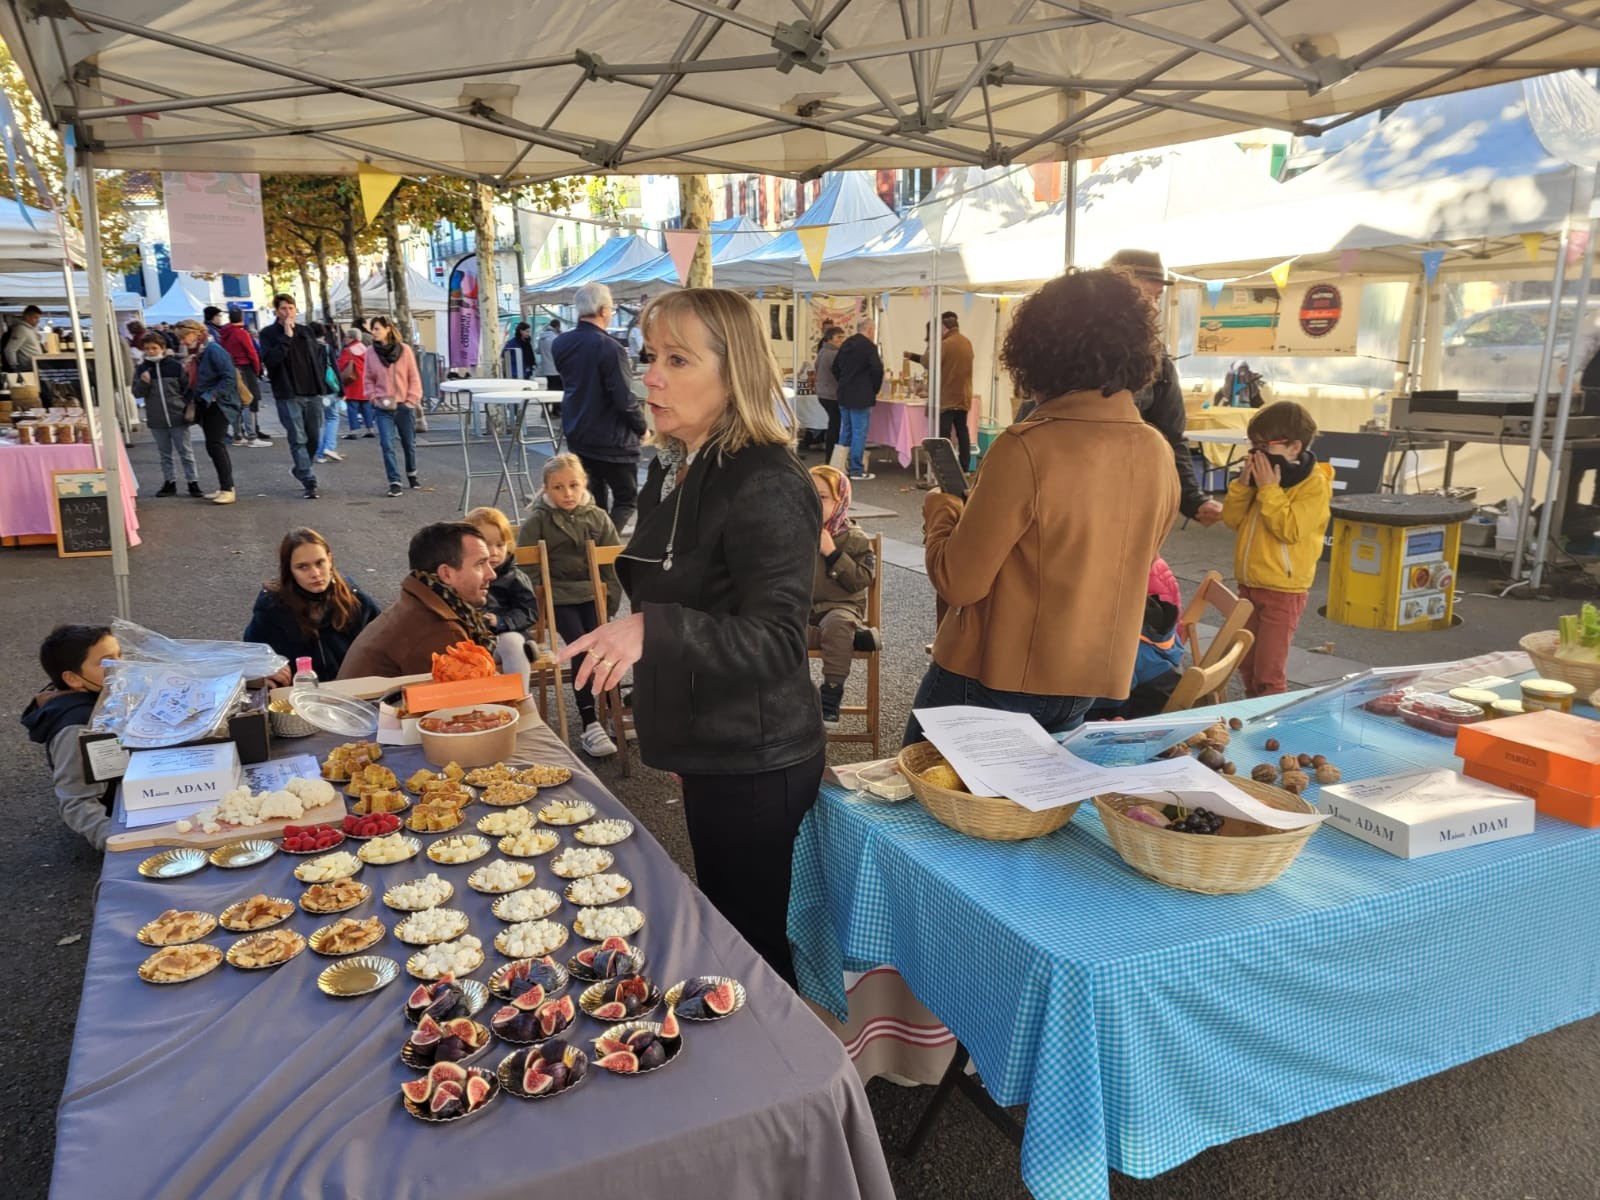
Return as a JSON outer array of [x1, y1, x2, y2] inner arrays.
[[866, 401, 979, 468], [0, 437, 141, 543], [53, 719, 893, 1200]]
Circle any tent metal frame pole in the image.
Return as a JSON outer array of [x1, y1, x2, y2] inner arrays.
[[71, 10, 592, 159], [75, 55, 582, 121], [92, 71, 502, 182], [1511, 220, 1574, 581], [1530, 169, 1600, 588], [76, 148, 132, 619], [54, 230, 100, 463]]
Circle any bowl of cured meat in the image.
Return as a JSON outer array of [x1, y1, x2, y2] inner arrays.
[[418, 705, 519, 768]]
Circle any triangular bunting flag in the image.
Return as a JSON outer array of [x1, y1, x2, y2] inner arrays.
[[756, 288, 764, 300], [1269, 261, 1291, 291], [879, 292, 889, 311], [1520, 232, 1543, 262], [1565, 230, 1590, 267], [796, 225, 829, 280], [665, 229, 701, 285], [357, 164, 401, 226], [1338, 249, 1359, 276], [1421, 249, 1445, 284], [963, 291, 973, 311], [1204, 280, 1224, 309], [114, 97, 159, 141]]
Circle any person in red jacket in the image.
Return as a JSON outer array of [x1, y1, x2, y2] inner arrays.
[[336, 327, 374, 439], [210, 307, 270, 447]]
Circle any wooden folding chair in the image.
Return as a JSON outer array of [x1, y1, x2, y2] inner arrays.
[[1161, 628, 1254, 712], [585, 539, 635, 776], [512, 542, 568, 743], [1177, 570, 1255, 670], [809, 533, 883, 757]]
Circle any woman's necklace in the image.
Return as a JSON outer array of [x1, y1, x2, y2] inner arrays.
[[661, 477, 685, 571]]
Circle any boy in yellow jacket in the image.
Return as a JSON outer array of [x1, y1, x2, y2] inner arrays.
[[1221, 401, 1333, 696]]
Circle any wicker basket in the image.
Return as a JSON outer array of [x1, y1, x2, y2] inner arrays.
[[897, 741, 1079, 841], [1093, 778, 1318, 895], [268, 687, 320, 739], [1519, 631, 1600, 695]]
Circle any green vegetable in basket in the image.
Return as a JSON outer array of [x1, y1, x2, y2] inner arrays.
[[1557, 602, 1600, 663]]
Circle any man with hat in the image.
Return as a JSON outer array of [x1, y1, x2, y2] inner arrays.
[[1104, 249, 1222, 527]]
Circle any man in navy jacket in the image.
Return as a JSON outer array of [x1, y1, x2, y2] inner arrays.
[[554, 282, 646, 532]]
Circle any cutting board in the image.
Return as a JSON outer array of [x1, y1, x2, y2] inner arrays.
[[105, 795, 349, 853]]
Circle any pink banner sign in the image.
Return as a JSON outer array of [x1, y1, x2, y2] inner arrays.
[[162, 172, 267, 274], [448, 254, 480, 369]]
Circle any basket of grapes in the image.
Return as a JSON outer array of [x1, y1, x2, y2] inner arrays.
[[1092, 777, 1318, 895]]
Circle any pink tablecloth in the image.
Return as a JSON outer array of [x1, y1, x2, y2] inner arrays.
[[865, 401, 979, 469], [0, 438, 141, 544]]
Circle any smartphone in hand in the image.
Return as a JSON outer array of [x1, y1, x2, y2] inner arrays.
[[921, 437, 969, 499]]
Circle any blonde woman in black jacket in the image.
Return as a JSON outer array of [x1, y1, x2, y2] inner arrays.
[[559, 288, 823, 988]]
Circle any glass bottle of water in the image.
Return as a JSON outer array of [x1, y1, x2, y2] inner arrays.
[[291, 656, 318, 690]]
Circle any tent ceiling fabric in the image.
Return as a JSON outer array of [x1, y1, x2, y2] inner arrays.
[[5, 2, 1600, 181]]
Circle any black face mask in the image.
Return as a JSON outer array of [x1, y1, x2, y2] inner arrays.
[[1264, 448, 1315, 488]]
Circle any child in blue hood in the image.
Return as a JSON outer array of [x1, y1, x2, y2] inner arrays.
[[20, 625, 121, 850]]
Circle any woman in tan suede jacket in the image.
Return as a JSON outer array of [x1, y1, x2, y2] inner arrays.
[[904, 269, 1180, 744]]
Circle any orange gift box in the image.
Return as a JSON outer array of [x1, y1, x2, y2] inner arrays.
[[1454, 709, 1600, 791], [1460, 760, 1600, 828], [403, 673, 524, 714]]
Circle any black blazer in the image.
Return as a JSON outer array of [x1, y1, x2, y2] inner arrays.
[[831, 332, 884, 410], [552, 321, 645, 463], [618, 441, 825, 775]]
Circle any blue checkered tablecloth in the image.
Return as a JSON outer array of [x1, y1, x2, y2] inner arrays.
[[789, 692, 1600, 1200]]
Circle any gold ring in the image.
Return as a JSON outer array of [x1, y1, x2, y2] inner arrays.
[[599, 658, 617, 667]]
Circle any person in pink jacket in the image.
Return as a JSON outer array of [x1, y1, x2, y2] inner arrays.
[[366, 315, 424, 498]]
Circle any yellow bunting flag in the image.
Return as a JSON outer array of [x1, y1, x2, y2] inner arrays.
[[357, 164, 402, 226], [796, 225, 829, 280], [1269, 260, 1291, 291], [1521, 232, 1544, 262]]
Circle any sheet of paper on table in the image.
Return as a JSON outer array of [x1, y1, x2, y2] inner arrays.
[[914, 707, 1135, 812], [1110, 766, 1328, 831], [1060, 712, 1219, 767], [242, 754, 321, 791]]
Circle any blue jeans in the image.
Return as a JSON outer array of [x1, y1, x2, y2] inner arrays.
[[902, 662, 1095, 747], [316, 395, 342, 456], [345, 399, 376, 431], [839, 405, 870, 475], [374, 403, 417, 485], [275, 393, 323, 488], [150, 425, 198, 483], [229, 402, 256, 441]]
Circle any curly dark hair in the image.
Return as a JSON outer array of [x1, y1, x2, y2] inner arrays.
[[1001, 269, 1161, 402]]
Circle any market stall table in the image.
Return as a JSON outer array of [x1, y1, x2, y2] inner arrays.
[[789, 688, 1600, 1200], [865, 400, 979, 469], [0, 437, 140, 545], [54, 719, 893, 1200]]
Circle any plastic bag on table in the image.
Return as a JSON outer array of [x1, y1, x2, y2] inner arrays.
[[89, 659, 247, 749], [111, 617, 287, 680]]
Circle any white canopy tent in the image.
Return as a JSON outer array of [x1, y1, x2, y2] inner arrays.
[[325, 265, 449, 317], [140, 274, 216, 322], [5, 3, 1600, 614], [815, 165, 1039, 291], [0, 270, 138, 311]]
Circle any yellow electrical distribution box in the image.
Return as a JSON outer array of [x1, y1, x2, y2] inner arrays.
[[1326, 495, 1475, 632]]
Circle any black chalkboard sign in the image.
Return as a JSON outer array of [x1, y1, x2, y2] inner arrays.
[[52, 470, 113, 557]]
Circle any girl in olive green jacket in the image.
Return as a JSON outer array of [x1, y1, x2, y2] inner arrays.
[[517, 454, 623, 757]]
